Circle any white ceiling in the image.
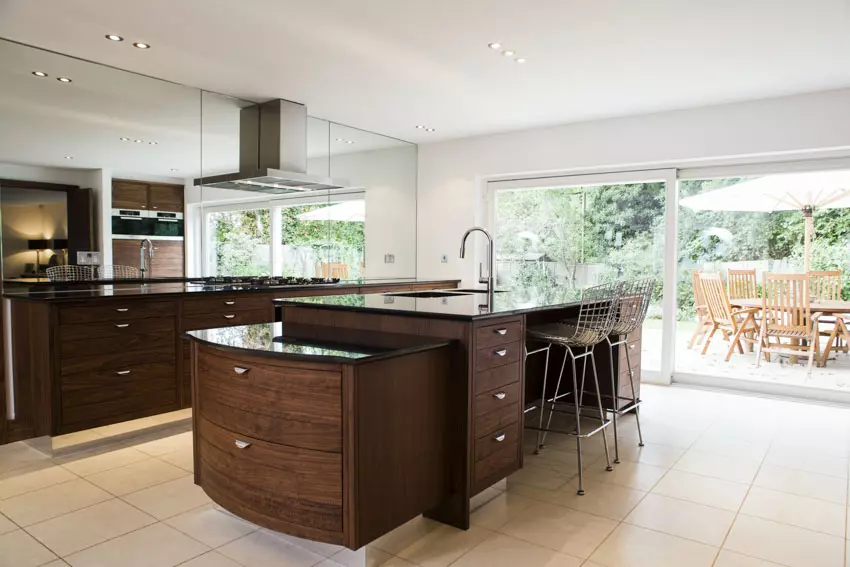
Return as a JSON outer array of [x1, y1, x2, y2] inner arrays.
[[1, 0, 848, 146]]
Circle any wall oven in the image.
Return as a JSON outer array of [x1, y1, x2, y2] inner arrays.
[[151, 211, 184, 238], [111, 209, 184, 240]]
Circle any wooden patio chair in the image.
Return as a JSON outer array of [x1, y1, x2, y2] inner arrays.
[[699, 273, 760, 361], [756, 273, 822, 373], [810, 270, 849, 364], [727, 268, 758, 300], [321, 262, 350, 279], [687, 269, 713, 349]]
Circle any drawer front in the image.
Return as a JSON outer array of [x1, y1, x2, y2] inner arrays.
[[475, 420, 520, 461], [196, 348, 341, 452], [474, 362, 520, 395], [60, 317, 174, 342], [475, 381, 521, 418], [474, 439, 519, 485], [198, 417, 342, 534], [475, 403, 519, 439], [475, 319, 522, 349], [475, 341, 521, 372], [60, 322, 175, 358], [183, 308, 271, 331], [60, 301, 175, 324], [60, 347, 175, 376], [62, 361, 175, 388], [61, 386, 178, 429], [183, 294, 273, 315]]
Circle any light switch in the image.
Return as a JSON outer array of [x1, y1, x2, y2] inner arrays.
[[77, 251, 102, 265], [441, 254, 448, 263]]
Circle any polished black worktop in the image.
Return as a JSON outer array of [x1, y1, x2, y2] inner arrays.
[[275, 286, 584, 320], [187, 321, 453, 364], [2, 279, 459, 302]]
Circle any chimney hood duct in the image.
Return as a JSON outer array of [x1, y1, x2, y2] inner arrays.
[[195, 99, 350, 193]]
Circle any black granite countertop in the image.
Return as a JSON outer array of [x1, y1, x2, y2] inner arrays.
[[2, 279, 459, 302], [186, 322, 453, 364], [275, 286, 585, 320]]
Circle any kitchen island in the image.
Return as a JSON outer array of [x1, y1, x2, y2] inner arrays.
[[186, 322, 455, 550], [273, 287, 642, 531], [0, 278, 458, 444]]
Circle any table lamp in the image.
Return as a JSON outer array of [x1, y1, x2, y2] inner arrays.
[[27, 239, 50, 273]]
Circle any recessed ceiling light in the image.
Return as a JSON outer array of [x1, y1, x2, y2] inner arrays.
[[425, 128, 435, 132], [415, 125, 425, 129], [170, 168, 179, 172], [488, 42, 502, 50], [335, 137, 345, 142], [120, 137, 130, 141], [501, 50, 515, 57], [105, 34, 124, 42], [32, 71, 48, 77], [134, 139, 143, 143], [133, 42, 150, 49], [57, 77, 72, 83], [148, 141, 158, 145], [64, 156, 73, 160], [515, 58, 527, 64]]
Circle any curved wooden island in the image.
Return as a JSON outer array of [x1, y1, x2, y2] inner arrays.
[[187, 322, 455, 550]]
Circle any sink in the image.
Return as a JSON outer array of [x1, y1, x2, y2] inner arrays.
[[455, 288, 508, 294], [385, 291, 472, 298]]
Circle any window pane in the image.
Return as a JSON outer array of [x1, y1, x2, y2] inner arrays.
[[207, 208, 271, 276]]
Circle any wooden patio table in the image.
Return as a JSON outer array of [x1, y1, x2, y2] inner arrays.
[[731, 297, 850, 366]]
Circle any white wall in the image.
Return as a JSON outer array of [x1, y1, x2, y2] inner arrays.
[[1, 197, 67, 277], [417, 88, 850, 285]]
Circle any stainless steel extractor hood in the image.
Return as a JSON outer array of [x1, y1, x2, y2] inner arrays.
[[195, 99, 350, 193]]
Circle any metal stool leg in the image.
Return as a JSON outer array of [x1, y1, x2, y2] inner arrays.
[[570, 349, 585, 495], [624, 341, 644, 447], [608, 338, 620, 463], [540, 347, 570, 450], [534, 345, 552, 454], [590, 350, 614, 472]]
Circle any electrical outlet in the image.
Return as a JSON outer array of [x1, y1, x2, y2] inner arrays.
[[77, 251, 101, 265], [440, 254, 448, 263], [384, 254, 395, 264], [383, 296, 395, 304]]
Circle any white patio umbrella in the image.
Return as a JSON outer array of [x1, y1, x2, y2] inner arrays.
[[679, 171, 850, 272], [296, 200, 365, 222]]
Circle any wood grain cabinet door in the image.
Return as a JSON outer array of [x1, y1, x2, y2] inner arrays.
[[148, 184, 184, 212], [112, 180, 149, 210], [150, 240, 184, 277]]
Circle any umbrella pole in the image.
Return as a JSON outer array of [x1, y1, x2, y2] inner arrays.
[[802, 206, 814, 273]]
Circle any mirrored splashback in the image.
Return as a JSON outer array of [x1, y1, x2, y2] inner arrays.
[[0, 39, 417, 287]]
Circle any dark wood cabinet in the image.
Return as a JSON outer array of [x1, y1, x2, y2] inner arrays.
[[112, 179, 184, 212], [112, 239, 185, 278]]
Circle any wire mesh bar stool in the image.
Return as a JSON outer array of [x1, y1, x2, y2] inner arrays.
[[46, 265, 96, 281], [524, 281, 621, 495], [98, 265, 142, 280], [605, 278, 655, 463]]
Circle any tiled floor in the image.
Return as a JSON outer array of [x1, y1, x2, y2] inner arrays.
[[1, 384, 849, 566]]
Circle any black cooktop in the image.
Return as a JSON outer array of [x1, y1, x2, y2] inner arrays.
[[188, 276, 341, 289]]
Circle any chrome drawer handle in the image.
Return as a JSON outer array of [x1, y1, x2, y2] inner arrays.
[[233, 367, 250, 375], [115, 370, 131, 375], [234, 440, 251, 449], [115, 308, 129, 313], [224, 301, 236, 305], [223, 314, 236, 319], [494, 433, 506, 442], [493, 392, 507, 400], [494, 328, 508, 335], [115, 323, 130, 328], [494, 349, 508, 357], [629, 344, 636, 350]]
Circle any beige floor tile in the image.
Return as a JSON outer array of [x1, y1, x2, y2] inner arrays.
[[714, 549, 786, 566], [51, 430, 105, 453], [614, 441, 685, 469], [266, 529, 343, 557], [624, 493, 735, 546], [589, 523, 717, 567], [26, 499, 156, 557], [165, 504, 257, 548], [396, 524, 491, 567], [673, 450, 761, 484], [380, 558, 417, 567], [470, 491, 536, 530], [0, 464, 77, 501], [451, 533, 582, 567], [42, 561, 70, 567], [740, 486, 846, 537], [470, 485, 504, 512], [724, 514, 844, 567], [690, 433, 770, 461], [370, 515, 441, 555], [498, 501, 617, 558], [130, 432, 194, 457], [0, 512, 17, 535], [0, 479, 111, 526], [0, 443, 52, 475], [753, 464, 848, 504], [57, 446, 150, 477], [176, 551, 242, 567], [86, 458, 187, 496], [633, 423, 704, 449], [764, 446, 848, 479], [651, 470, 749, 512], [330, 547, 393, 566], [65, 523, 208, 567], [506, 463, 573, 491], [158, 450, 194, 473], [122, 476, 210, 520], [553, 478, 647, 521], [583, 460, 667, 491], [0, 529, 58, 567], [218, 530, 324, 567]]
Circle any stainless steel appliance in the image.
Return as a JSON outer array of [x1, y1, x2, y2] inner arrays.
[[151, 211, 184, 238], [111, 209, 184, 240]]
